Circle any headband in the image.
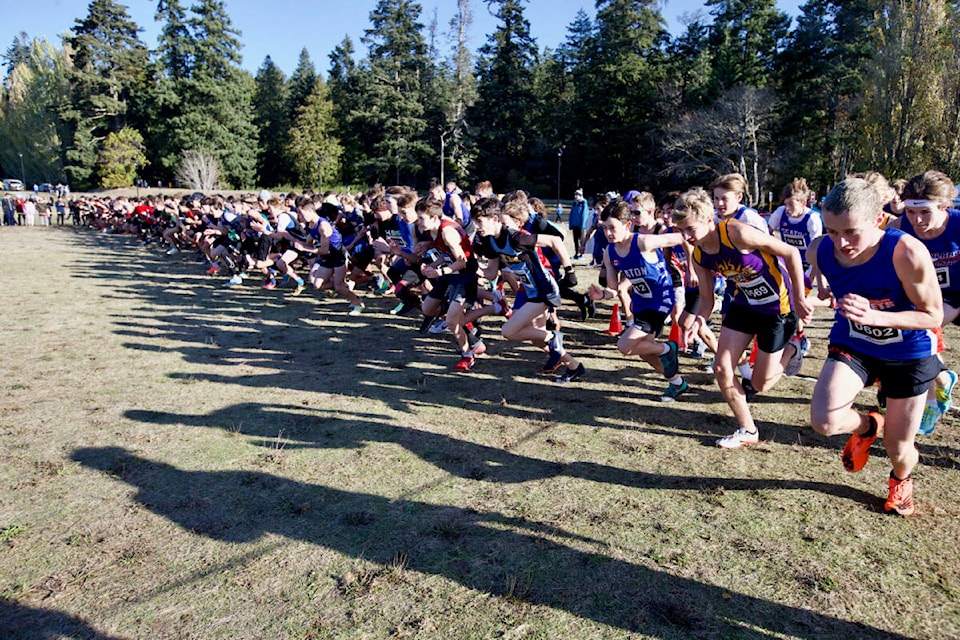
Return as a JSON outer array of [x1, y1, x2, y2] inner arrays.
[[903, 199, 941, 208]]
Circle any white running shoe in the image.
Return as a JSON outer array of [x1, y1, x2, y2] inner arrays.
[[716, 428, 759, 449]]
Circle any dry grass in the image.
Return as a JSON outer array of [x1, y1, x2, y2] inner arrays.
[[1, 226, 959, 639]]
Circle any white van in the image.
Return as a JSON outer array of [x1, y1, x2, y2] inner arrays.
[[3, 179, 24, 191]]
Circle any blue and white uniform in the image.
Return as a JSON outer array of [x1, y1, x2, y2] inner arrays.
[[817, 229, 937, 360], [606, 235, 675, 316]]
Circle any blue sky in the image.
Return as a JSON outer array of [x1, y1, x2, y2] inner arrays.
[[1, 1, 802, 77]]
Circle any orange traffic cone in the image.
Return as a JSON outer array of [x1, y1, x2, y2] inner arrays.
[[669, 320, 683, 350], [606, 303, 623, 335]]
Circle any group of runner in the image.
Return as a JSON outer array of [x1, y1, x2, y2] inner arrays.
[[24, 170, 960, 517]]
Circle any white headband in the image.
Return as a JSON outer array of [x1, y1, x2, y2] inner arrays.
[[904, 199, 940, 208]]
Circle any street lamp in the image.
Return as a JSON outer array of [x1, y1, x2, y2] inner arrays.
[[556, 148, 563, 206], [18, 153, 25, 187], [440, 130, 448, 187]]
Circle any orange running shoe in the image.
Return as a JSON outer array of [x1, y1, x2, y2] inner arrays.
[[884, 475, 915, 516], [842, 412, 883, 473]]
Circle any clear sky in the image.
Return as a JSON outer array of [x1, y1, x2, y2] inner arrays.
[[0, 0, 802, 77]]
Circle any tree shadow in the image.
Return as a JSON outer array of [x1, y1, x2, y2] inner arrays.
[[70, 446, 910, 639], [1, 599, 127, 640]]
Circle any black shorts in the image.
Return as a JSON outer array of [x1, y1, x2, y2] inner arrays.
[[315, 248, 347, 269], [722, 304, 797, 353], [631, 309, 669, 336], [426, 275, 478, 306], [255, 235, 272, 262], [826, 344, 940, 399], [683, 287, 701, 316], [350, 243, 375, 270]]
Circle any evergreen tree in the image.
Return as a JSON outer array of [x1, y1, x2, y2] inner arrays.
[[469, 0, 538, 189], [775, 0, 872, 191], [98, 126, 147, 187], [355, 0, 433, 184], [253, 56, 289, 187], [287, 77, 343, 190], [287, 48, 317, 116], [167, 0, 258, 188], [704, 0, 790, 91], [573, 0, 666, 190], [327, 36, 364, 185], [3, 31, 32, 76], [62, 0, 150, 189]]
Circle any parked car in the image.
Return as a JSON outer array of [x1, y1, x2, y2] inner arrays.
[[38, 183, 53, 192], [2, 179, 24, 191]]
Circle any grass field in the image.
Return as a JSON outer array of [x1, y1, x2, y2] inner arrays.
[[1, 226, 959, 639]]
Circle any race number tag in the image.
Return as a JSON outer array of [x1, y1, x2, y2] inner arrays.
[[782, 232, 806, 248], [738, 276, 779, 306], [631, 278, 652, 298], [848, 320, 903, 345], [508, 263, 535, 291], [936, 265, 950, 289]]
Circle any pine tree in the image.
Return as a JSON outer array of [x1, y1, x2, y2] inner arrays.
[[98, 126, 147, 187], [355, 0, 433, 184], [704, 0, 790, 91], [62, 0, 150, 189], [287, 48, 317, 117], [470, 0, 538, 189], [775, 0, 872, 191], [573, 0, 666, 190], [253, 56, 289, 187], [166, 0, 258, 188], [443, 0, 477, 182], [327, 36, 363, 184], [287, 77, 343, 190]]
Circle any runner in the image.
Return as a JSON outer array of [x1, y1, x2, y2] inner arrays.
[[587, 200, 687, 400], [807, 177, 942, 516], [473, 197, 586, 382], [889, 170, 960, 433], [672, 187, 812, 448]]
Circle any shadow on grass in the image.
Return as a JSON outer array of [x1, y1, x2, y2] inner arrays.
[[1, 599, 126, 640], [72, 445, 909, 639], [126, 402, 880, 505]]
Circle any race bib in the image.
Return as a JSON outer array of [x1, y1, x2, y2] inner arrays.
[[631, 278, 652, 298], [508, 263, 535, 290], [738, 276, 779, 306], [849, 320, 903, 345], [781, 232, 806, 248], [936, 265, 950, 289]]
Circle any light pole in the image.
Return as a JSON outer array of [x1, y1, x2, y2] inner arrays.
[[440, 130, 448, 187], [18, 153, 25, 187], [556, 148, 563, 206]]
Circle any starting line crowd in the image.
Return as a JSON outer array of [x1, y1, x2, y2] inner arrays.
[[18, 170, 960, 517]]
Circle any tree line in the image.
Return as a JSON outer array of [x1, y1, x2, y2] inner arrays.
[[2, 0, 959, 205]]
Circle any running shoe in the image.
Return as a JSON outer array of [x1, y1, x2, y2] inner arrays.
[[659, 340, 679, 378], [716, 428, 759, 449], [472, 340, 487, 356], [166, 247, 179, 255], [224, 275, 243, 286], [937, 369, 958, 415], [884, 474, 915, 516], [390, 301, 416, 316], [493, 289, 512, 317], [347, 304, 365, 317], [419, 316, 439, 334], [784, 335, 804, 376], [291, 283, 306, 296], [556, 363, 586, 383], [799, 335, 810, 357], [374, 276, 391, 295], [428, 319, 449, 334], [687, 340, 706, 359], [661, 379, 688, 402], [547, 330, 565, 355], [262, 279, 277, 290], [919, 400, 942, 435], [453, 355, 475, 371], [206, 264, 221, 275], [842, 412, 882, 473]]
